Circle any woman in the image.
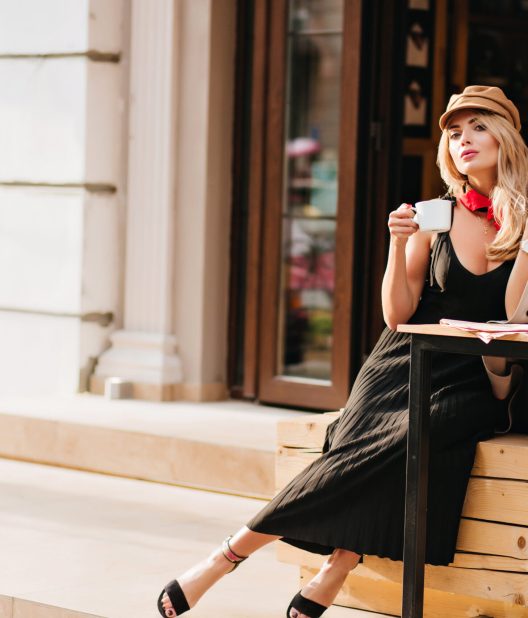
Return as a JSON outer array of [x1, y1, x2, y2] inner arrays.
[[157, 85, 528, 618]]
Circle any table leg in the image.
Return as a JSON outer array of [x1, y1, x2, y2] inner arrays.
[[402, 337, 431, 618]]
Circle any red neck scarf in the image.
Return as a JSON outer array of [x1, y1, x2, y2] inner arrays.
[[459, 188, 500, 230]]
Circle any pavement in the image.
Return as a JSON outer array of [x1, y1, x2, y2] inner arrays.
[[0, 458, 390, 618]]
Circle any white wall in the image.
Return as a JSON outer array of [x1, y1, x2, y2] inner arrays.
[[0, 0, 122, 54], [0, 0, 126, 395]]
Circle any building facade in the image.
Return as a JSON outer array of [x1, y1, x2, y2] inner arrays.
[[1, 0, 526, 410], [0, 0, 237, 403]]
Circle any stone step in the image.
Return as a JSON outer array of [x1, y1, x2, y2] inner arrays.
[[0, 597, 101, 618], [0, 394, 308, 499], [0, 458, 390, 618]]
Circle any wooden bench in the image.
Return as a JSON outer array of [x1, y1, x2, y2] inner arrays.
[[276, 411, 528, 618]]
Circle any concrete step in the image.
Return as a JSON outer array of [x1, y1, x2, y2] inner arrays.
[[0, 394, 308, 499], [0, 458, 390, 618], [0, 597, 100, 618]]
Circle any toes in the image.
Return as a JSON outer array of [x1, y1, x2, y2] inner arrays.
[[290, 612, 310, 618], [161, 595, 176, 618], [162, 604, 176, 617]]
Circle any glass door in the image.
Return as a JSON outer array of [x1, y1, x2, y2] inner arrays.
[[258, 0, 362, 409], [230, 0, 407, 409], [279, 1, 343, 381]]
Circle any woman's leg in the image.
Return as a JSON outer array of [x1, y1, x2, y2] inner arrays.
[[289, 549, 362, 618], [160, 526, 279, 616]]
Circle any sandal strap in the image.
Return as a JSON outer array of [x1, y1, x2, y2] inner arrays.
[[289, 591, 328, 617], [222, 536, 247, 570], [161, 579, 190, 615]]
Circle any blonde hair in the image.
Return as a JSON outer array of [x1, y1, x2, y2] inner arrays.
[[437, 109, 528, 260]]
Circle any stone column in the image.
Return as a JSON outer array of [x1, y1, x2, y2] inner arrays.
[[93, 0, 183, 400]]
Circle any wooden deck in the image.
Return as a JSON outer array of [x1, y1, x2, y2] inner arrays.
[[276, 411, 528, 617]]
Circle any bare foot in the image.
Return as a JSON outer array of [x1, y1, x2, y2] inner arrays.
[[158, 528, 279, 616], [288, 550, 361, 618], [160, 547, 237, 617]]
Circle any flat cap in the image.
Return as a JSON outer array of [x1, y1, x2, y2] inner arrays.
[[439, 85, 521, 131]]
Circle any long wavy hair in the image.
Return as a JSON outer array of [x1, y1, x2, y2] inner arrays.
[[437, 109, 528, 261]]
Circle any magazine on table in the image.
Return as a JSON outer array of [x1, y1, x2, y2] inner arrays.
[[440, 283, 528, 343]]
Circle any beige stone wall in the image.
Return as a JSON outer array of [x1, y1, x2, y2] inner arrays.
[[0, 0, 237, 400], [173, 0, 236, 400], [0, 0, 127, 396], [94, 0, 237, 401]]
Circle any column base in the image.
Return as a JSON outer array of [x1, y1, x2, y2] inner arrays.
[[89, 376, 228, 402], [89, 375, 183, 401], [92, 329, 183, 401]]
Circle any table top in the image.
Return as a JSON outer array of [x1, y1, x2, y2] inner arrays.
[[397, 323, 528, 343]]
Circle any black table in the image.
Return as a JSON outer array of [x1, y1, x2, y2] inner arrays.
[[396, 324, 528, 618]]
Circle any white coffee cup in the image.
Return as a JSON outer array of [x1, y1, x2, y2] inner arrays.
[[412, 198, 452, 232]]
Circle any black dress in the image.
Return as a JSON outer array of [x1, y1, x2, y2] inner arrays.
[[248, 231, 512, 566]]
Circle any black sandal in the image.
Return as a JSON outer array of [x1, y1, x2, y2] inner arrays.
[[286, 553, 363, 617], [286, 591, 328, 618], [156, 536, 247, 616], [157, 580, 190, 617]]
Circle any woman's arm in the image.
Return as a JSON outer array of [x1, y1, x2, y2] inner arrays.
[[483, 220, 528, 397], [382, 204, 431, 330], [505, 220, 528, 318]]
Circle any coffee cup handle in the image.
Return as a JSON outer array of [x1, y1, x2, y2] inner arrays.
[[410, 207, 419, 227]]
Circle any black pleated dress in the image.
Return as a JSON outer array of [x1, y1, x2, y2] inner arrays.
[[248, 231, 513, 566]]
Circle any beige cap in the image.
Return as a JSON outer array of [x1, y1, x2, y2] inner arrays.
[[439, 85, 521, 132]]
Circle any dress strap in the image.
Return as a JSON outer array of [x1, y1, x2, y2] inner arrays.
[[440, 193, 456, 239], [440, 192, 457, 213]]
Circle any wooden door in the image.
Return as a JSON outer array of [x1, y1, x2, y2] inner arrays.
[[255, 0, 361, 409], [230, 0, 407, 410]]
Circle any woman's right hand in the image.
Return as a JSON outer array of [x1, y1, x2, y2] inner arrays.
[[388, 203, 419, 246]]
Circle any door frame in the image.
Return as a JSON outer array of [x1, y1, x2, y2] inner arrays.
[[229, 0, 408, 409], [256, 0, 363, 409]]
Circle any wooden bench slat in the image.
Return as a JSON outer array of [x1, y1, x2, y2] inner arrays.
[[276, 411, 340, 448], [277, 519, 528, 569], [452, 552, 528, 572], [301, 566, 528, 617], [474, 434, 528, 482], [275, 447, 319, 490], [280, 544, 528, 600], [463, 478, 528, 526], [278, 418, 528, 481], [457, 518, 528, 560]]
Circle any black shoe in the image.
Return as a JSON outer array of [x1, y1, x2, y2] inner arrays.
[[157, 580, 190, 616], [286, 591, 328, 618], [156, 536, 247, 616]]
